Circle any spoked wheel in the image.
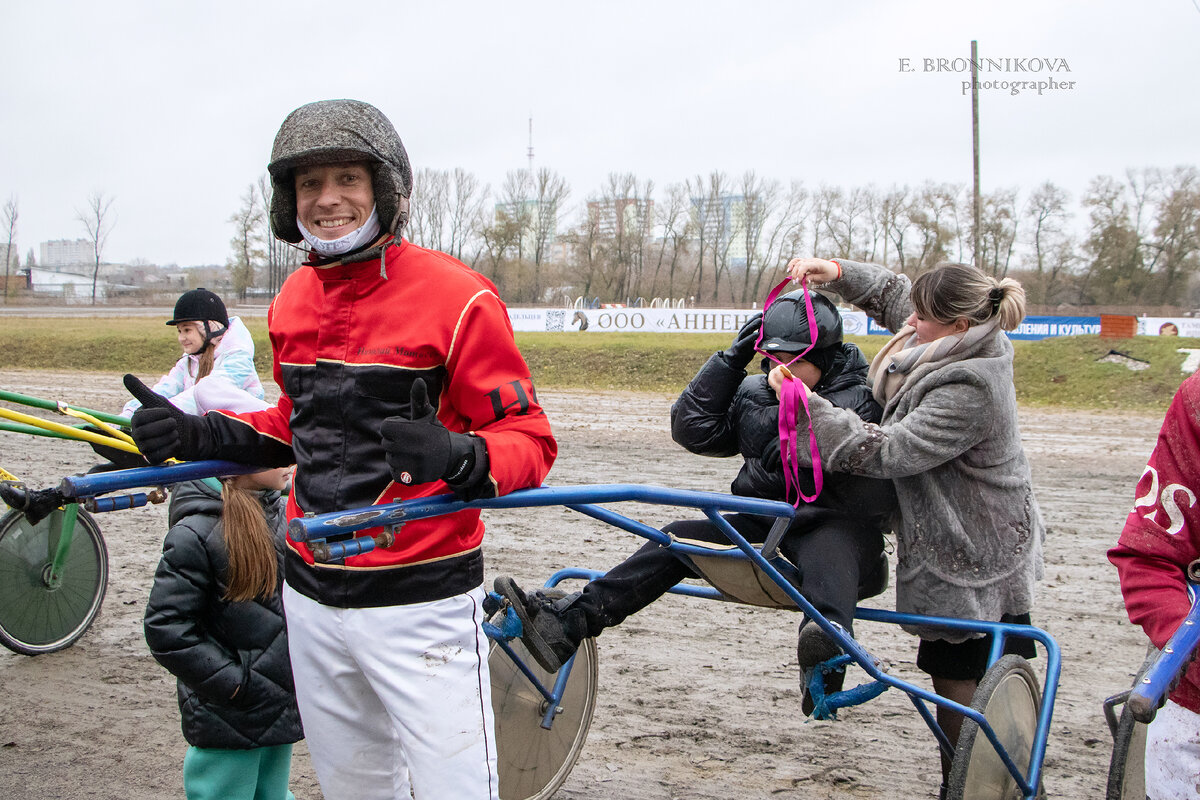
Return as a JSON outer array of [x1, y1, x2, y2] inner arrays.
[[489, 600, 598, 799], [946, 654, 1044, 800], [1105, 646, 1158, 799], [0, 507, 108, 655]]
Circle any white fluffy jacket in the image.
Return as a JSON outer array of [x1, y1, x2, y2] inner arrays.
[[122, 316, 264, 417]]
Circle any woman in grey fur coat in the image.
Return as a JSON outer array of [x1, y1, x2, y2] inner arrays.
[[771, 257, 1045, 792]]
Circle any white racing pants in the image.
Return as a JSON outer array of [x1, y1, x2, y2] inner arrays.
[[1145, 698, 1200, 800], [282, 583, 499, 799]]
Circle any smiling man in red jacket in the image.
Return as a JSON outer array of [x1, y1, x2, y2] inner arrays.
[[128, 99, 556, 800]]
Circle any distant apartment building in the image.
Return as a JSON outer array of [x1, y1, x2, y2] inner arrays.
[[40, 238, 94, 268], [494, 197, 559, 259], [690, 194, 748, 268], [587, 197, 654, 239]]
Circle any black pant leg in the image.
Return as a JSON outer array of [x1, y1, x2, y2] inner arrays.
[[780, 513, 884, 633], [571, 517, 745, 637]]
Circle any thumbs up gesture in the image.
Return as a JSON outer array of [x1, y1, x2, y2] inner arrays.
[[379, 379, 477, 486], [124, 373, 215, 464]]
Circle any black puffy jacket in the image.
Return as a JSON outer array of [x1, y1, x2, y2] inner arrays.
[[670, 343, 896, 520], [144, 479, 302, 749]]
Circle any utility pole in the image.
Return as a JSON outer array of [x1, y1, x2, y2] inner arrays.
[[971, 40, 982, 269]]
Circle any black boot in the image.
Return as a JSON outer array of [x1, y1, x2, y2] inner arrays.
[[494, 577, 588, 672], [797, 621, 846, 717], [0, 483, 66, 526]]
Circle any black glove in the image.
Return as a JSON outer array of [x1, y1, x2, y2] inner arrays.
[[721, 312, 764, 371], [88, 435, 151, 470], [380, 379, 476, 486], [123, 374, 216, 464]]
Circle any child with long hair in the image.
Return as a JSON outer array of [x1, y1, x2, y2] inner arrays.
[[143, 391, 301, 800]]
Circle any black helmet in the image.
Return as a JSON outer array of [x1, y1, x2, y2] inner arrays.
[[267, 99, 413, 244], [167, 288, 229, 328], [760, 289, 842, 354]]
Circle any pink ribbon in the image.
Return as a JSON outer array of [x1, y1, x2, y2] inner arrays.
[[753, 278, 824, 506]]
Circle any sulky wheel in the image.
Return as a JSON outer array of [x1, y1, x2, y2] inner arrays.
[[489, 600, 598, 800], [1105, 646, 1158, 799], [0, 507, 108, 655], [946, 654, 1044, 800], [1105, 702, 1149, 800]]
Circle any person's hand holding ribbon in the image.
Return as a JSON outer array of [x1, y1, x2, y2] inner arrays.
[[754, 276, 825, 507], [786, 257, 841, 284]]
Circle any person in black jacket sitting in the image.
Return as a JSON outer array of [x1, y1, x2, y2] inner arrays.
[[497, 290, 895, 715]]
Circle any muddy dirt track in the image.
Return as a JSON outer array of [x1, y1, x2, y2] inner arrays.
[[0, 368, 1167, 799]]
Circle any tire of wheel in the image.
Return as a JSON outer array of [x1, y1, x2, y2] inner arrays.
[[1105, 645, 1158, 800], [489, 588, 599, 800], [946, 654, 1045, 800], [0, 507, 109, 655]]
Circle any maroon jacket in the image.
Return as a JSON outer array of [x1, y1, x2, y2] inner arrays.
[[1110, 371, 1200, 713]]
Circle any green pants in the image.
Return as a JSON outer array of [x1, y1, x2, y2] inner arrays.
[[182, 743, 296, 800]]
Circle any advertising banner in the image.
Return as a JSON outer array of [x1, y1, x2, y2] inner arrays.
[[508, 309, 1111, 341]]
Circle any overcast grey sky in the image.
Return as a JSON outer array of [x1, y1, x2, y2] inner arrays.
[[2, 0, 1197, 268]]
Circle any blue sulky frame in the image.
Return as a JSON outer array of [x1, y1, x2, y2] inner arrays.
[[1124, 586, 1200, 723], [1102, 583, 1200, 799], [56, 468, 1061, 798], [286, 482, 1062, 800]]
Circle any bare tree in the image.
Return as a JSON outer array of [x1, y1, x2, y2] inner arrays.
[[588, 172, 654, 302], [1144, 166, 1200, 304], [736, 171, 780, 303], [685, 171, 733, 302], [1079, 175, 1142, 304], [809, 185, 842, 258], [877, 186, 912, 271], [651, 183, 692, 300], [627, 177, 655, 302], [499, 170, 533, 262], [974, 188, 1019, 278], [824, 185, 871, 261], [480, 208, 523, 296], [908, 183, 962, 273], [229, 184, 265, 301], [529, 167, 570, 302], [754, 181, 810, 299], [564, 206, 603, 301], [407, 167, 490, 270], [494, 171, 536, 298], [1024, 182, 1074, 304], [76, 192, 115, 305], [446, 168, 488, 265], [256, 174, 302, 297], [408, 168, 450, 251], [2, 196, 17, 302]]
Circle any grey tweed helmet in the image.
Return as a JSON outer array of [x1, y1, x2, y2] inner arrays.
[[267, 99, 413, 245]]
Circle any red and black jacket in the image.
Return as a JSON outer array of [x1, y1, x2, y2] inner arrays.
[[203, 239, 557, 608]]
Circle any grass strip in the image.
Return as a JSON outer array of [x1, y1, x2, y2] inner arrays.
[[1, 317, 1194, 411]]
